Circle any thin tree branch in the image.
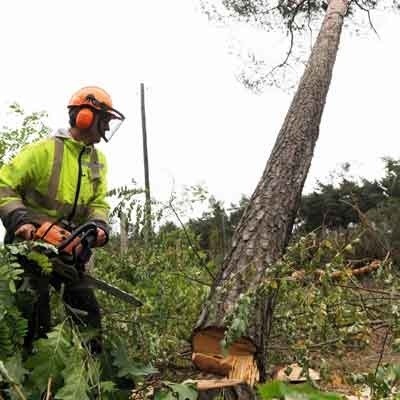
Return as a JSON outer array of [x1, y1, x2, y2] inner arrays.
[[277, 0, 306, 67], [375, 327, 390, 375], [12, 386, 26, 400], [269, 338, 340, 351], [259, 0, 308, 85], [290, 258, 385, 282], [169, 270, 212, 287], [341, 199, 389, 253], [352, 0, 380, 38], [307, 0, 313, 53], [168, 199, 215, 280], [334, 283, 400, 299]]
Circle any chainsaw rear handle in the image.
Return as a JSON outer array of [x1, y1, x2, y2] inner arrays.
[[79, 227, 98, 249], [75, 227, 98, 266], [57, 222, 99, 252]]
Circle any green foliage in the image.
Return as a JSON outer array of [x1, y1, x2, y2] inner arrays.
[[352, 363, 400, 399], [298, 160, 400, 268], [25, 322, 72, 391], [2, 354, 28, 385], [154, 381, 197, 400], [364, 197, 400, 263], [0, 103, 49, 166], [26, 249, 54, 274], [0, 318, 118, 399], [258, 380, 343, 400], [108, 182, 145, 224], [95, 222, 211, 366], [299, 164, 385, 232], [55, 363, 90, 400], [111, 337, 158, 380], [0, 246, 27, 358], [0, 241, 125, 399], [268, 232, 371, 360], [188, 195, 249, 266], [299, 159, 400, 236], [222, 291, 255, 350], [254, 225, 400, 399], [54, 333, 103, 400]]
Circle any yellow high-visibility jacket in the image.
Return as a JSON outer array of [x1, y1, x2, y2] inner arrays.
[[0, 129, 110, 239]]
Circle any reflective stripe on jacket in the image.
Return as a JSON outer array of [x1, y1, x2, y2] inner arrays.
[[0, 132, 110, 227]]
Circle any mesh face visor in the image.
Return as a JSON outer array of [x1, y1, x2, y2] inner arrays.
[[100, 107, 125, 142], [86, 95, 125, 142]]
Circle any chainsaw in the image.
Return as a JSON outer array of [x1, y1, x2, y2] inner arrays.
[[33, 221, 143, 307]]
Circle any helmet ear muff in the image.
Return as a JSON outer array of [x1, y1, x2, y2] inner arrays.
[[75, 107, 94, 129]]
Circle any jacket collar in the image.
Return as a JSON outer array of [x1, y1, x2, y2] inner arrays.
[[53, 128, 71, 139], [52, 128, 94, 152]]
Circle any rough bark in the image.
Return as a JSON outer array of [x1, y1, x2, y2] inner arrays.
[[192, 0, 349, 385]]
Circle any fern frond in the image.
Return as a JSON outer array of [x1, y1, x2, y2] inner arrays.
[[25, 322, 72, 391]]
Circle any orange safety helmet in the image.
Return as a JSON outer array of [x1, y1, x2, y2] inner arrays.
[[69, 86, 113, 109], [68, 86, 125, 142]]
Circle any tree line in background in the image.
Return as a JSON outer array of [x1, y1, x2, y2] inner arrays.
[[185, 158, 400, 267]]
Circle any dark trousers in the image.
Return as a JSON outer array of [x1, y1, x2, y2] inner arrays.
[[17, 257, 102, 354]]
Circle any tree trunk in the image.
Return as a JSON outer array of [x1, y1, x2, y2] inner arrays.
[[192, 0, 349, 387]]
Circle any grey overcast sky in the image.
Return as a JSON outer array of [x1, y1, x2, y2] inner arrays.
[[0, 1, 399, 208]]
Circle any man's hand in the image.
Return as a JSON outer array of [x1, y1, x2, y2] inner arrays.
[[95, 227, 107, 247], [15, 223, 36, 240]]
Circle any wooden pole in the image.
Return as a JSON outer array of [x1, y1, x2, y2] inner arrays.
[[120, 212, 128, 255], [140, 83, 152, 241]]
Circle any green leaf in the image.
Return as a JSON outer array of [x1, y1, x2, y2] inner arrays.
[[26, 250, 53, 274], [154, 382, 198, 400], [257, 381, 344, 400], [4, 354, 28, 385], [8, 280, 15, 293], [0, 360, 12, 382], [54, 362, 90, 400], [117, 361, 158, 379], [25, 323, 72, 390], [100, 380, 116, 393], [112, 341, 158, 379], [154, 390, 176, 400], [164, 382, 198, 400]]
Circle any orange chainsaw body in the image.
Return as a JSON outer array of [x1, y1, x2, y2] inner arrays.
[[34, 222, 80, 255]]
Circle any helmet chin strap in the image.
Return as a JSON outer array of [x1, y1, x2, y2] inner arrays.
[[100, 134, 108, 143]]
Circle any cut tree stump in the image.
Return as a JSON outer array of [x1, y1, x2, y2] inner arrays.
[[192, 327, 259, 386]]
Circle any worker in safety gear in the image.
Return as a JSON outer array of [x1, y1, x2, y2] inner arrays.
[[0, 86, 125, 353]]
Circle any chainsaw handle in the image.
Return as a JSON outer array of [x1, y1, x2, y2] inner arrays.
[[57, 222, 99, 252], [81, 229, 98, 249]]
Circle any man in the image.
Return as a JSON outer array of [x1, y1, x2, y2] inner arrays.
[[0, 86, 125, 352]]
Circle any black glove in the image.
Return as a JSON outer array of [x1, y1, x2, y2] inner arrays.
[[2, 208, 36, 244], [90, 219, 110, 246]]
